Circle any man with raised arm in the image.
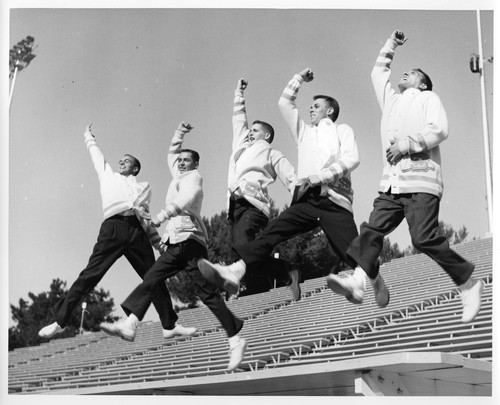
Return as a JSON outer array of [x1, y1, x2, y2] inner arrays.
[[228, 78, 300, 299], [327, 30, 483, 323], [38, 124, 175, 339], [100, 122, 247, 371]]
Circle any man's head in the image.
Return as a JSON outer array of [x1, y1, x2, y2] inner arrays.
[[249, 120, 275, 144], [119, 154, 141, 176], [398, 68, 433, 92], [177, 149, 200, 173], [310, 95, 340, 125]]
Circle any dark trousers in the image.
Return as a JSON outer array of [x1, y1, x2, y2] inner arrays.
[[229, 198, 291, 286], [121, 239, 243, 337], [346, 192, 474, 285], [54, 215, 173, 329], [234, 188, 358, 270]]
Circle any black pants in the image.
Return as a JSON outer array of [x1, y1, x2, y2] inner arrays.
[[229, 198, 291, 288], [235, 188, 358, 270], [54, 215, 173, 329], [347, 192, 475, 285], [121, 238, 243, 337]]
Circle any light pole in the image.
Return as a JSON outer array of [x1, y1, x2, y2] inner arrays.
[[9, 35, 37, 110], [79, 302, 90, 334], [470, 11, 493, 234]]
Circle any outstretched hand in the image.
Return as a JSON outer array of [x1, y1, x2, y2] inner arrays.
[[391, 30, 408, 46], [237, 78, 248, 91], [178, 121, 194, 133], [298, 68, 314, 82]]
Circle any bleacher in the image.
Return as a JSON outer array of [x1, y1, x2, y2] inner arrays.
[[8, 237, 493, 396]]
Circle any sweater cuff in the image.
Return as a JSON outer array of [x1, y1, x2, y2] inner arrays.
[[319, 168, 333, 184], [293, 73, 304, 84], [234, 89, 244, 97], [385, 38, 398, 50]]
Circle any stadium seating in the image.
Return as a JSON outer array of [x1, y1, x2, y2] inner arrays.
[[8, 237, 493, 395]]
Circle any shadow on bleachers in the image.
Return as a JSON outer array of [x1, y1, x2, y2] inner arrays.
[[8, 237, 493, 396]]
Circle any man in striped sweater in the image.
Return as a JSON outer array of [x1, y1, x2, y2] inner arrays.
[[38, 124, 174, 339], [100, 122, 247, 371], [327, 30, 483, 323], [228, 78, 300, 300], [198, 69, 360, 300]]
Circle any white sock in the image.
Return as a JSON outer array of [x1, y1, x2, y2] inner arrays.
[[353, 266, 366, 280], [125, 313, 140, 328], [230, 260, 246, 279], [228, 334, 241, 349]]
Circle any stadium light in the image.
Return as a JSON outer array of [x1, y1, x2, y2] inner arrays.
[[471, 11, 493, 234], [79, 302, 90, 335], [9, 35, 37, 110]]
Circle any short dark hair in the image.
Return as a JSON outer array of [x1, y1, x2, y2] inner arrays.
[[253, 120, 275, 143], [415, 68, 433, 91], [125, 154, 141, 176], [180, 149, 200, 164], [313, 95, 340, 122]]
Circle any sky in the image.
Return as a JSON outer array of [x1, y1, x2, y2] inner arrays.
[[2, 1, 496, 335]]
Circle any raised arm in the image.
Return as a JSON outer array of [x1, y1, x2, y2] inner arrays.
[[167, 121, 194, 177], [371, 30, 407, 110], [278, 68, 313, 144], [232, 78, 250, 151], [84, 123, 114, 177]]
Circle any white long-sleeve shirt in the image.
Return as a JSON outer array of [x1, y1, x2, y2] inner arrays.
[[278, 74, 360, 213], [84, 132, 161, 249], [371, 38, 448, 198], [228, 89, 297, 217], [155, 129, 208, 247]]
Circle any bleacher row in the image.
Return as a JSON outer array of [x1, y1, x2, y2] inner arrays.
[[8, 237, 493, 394]]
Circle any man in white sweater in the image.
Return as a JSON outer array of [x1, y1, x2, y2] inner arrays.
[[38, 124, 174, 339], [198, 69, 360, 298], [327, 31, 483, 323], [228, 78, 300, 299], [100, 122, 247, 372]]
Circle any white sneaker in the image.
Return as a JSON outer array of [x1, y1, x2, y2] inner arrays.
[[287, 269, 301, 301], [228, 337, 247, 371], [460, 277, 484, 323], [100, 321, 136, 342], [198, 259, 245, 295], [326, 267, 366, 304], [370, 274, 390, 308], [38, 322, 65, 339], [163, 324, 198, 339]]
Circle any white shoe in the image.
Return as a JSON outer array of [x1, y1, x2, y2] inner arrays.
[[460, 278, 484, 323], [287, 269, 301, 301], [198, 259, 245, 295], [228, 337, 247, 371], [163, 324, 198, 339], [100, 321, 136, 342], [326, 267, 366, 304], [370, 274, 390, 308], [38, 322, 65, 339]]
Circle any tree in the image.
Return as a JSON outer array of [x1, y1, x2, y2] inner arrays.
[[380, 237, 404, 264], [9, 278, 119, 350]]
